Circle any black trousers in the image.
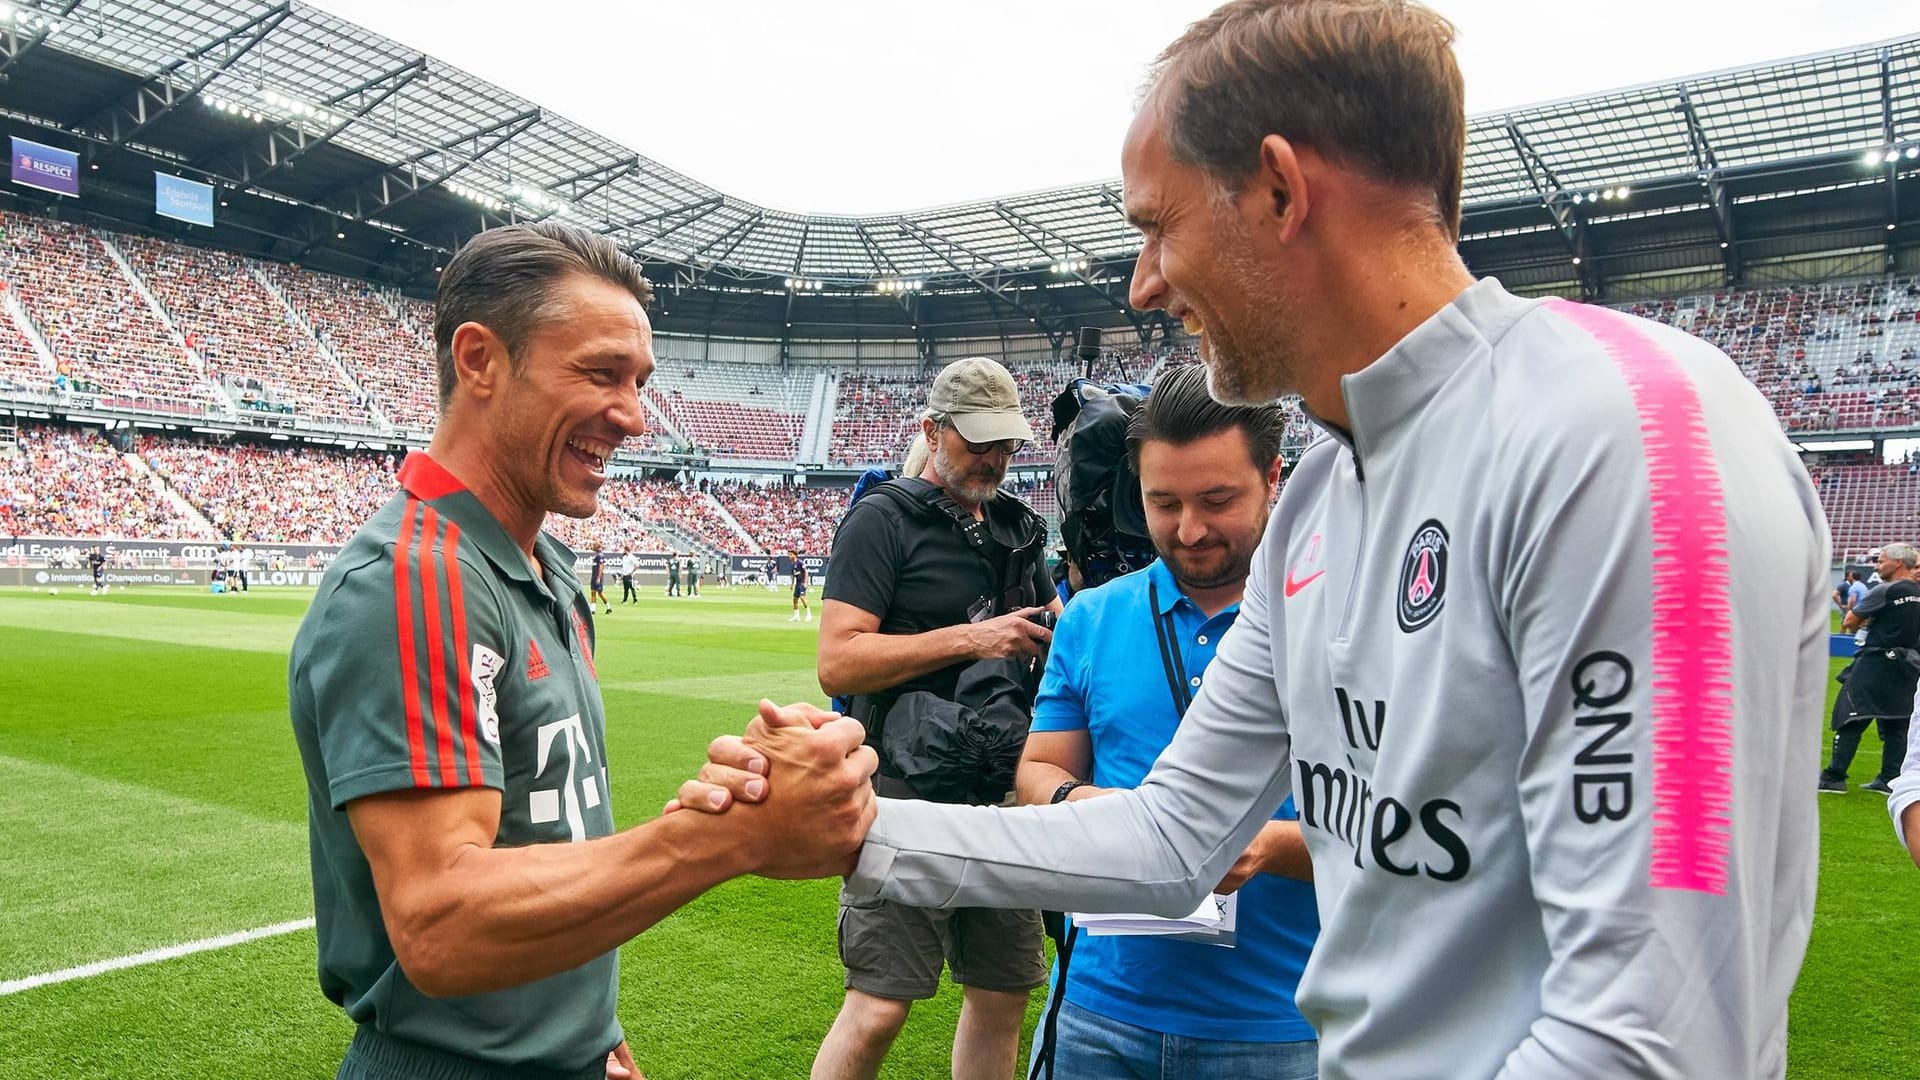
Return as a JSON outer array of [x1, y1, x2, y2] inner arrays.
[[620, 575, 637, 602], [1825, 681, 1911, 783]]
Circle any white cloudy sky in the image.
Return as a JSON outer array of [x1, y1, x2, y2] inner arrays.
[[309, 0, 1912, 215]]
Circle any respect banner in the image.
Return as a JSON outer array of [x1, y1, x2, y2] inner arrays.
[[11, 136, 79, 197]]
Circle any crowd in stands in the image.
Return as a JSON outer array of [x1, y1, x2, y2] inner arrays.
[[704, 480, 839, 554], [136, 438, 396, 545], [262, 264, 440, 430], [538, 503, 663, 556], [119, 237, 374, 425], [1625, 279, 1920, 434], [598, 476, 744, 553], [0, 212, 213, 411], [18, 205, 1920, 562], [826, 342, 1183, 468], [0, 424, 205, 539], [829, 369, 927, 466], [1807, 461, 1920, 563]]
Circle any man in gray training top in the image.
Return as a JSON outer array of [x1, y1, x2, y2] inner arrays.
[[687, 2, 1830, 1078]]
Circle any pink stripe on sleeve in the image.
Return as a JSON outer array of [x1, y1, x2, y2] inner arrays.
[[1549, 299, 1733, 895]]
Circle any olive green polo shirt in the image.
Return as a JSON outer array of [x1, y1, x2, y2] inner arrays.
[[289, 451, 619, 1072]]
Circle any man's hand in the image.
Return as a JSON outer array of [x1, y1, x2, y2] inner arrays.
[[606, 1040, 643, 1079], [963, 607, 1053, 660], [669, 700, 878, 877], [1904, 803, 1920, 870], [661, 701, 839, 814], [1214, 821, 1312, 893], [738, 705, 879, 878]]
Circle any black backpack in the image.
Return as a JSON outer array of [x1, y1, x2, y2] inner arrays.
[[1050, 378, 1155, 589]]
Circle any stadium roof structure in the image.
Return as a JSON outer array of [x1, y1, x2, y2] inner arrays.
[[0, 1, 1917, 344]]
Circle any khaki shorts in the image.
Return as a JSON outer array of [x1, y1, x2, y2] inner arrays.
[[837, 884, 1048, 1001]]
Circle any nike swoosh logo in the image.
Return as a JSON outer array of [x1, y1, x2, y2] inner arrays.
[[1283, 568, 1324, 597]]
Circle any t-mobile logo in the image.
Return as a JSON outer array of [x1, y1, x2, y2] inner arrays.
[[529, 713, 600, 842]]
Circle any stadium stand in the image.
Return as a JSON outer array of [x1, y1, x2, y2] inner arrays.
[[646, 362, 807, 460], [538, 503, 668, 556], [1626, 279, 1920, 434], [260, 264, 440, 430], [828, 368, 927, 467], [16, 205, 1920, 562], [1, 423, 207, 539], [136, 437, 396, 545], [118, 237, 376, 426], [596, 476, 745, 553], [825, 345, 1169, 468], [0, 212, 216, 413], [0, 300, 48, 395], [708, 481, 839, 555], [1809, 462, 1920, 563]]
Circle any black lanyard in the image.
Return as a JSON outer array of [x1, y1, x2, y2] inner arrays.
[[1148, 579, 1193, 717]]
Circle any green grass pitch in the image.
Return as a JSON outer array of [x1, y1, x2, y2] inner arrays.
[[0, 585, 1912, 1078]]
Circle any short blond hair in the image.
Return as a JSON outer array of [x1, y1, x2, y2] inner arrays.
[[1150, 0, 1466, 238]]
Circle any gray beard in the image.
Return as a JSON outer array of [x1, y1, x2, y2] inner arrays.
[[932, 445, 1002, 504]]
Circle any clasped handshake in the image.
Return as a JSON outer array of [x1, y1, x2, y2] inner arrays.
[[664, 700, 881, 878]]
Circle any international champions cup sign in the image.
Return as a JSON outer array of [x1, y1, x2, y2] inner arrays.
[[10, 136, 79, 197]]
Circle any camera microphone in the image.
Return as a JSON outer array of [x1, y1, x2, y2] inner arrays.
[[1076, 326, 1103, 378]]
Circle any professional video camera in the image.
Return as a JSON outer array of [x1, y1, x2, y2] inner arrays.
[[1050, 326, 1155, 590]]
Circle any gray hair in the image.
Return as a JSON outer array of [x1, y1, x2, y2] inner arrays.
[[1884, 542, 1920, 568], [903, 414, 932, 477]]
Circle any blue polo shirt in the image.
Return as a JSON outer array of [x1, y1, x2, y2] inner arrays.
[[1032, 559, 1319, 1043]]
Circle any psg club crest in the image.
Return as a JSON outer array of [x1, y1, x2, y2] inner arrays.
[[1396, 519, 1448, 633]]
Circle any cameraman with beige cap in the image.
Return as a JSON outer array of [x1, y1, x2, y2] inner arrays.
[[813, 355, 1062, 1080]]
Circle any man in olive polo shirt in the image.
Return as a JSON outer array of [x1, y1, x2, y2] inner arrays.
[[290, 222, 877, 1080]]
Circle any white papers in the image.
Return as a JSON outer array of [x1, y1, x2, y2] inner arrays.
[[1070, 893, 1238, 947]]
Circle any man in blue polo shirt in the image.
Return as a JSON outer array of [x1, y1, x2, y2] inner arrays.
[[1015, 364, 1318, 1078]]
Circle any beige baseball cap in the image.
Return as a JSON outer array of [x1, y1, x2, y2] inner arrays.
[[927, 357, 1035, 444]]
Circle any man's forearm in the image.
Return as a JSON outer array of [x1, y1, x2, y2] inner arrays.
[[1259, 821, 1313, 882], [821, 625, 972, 697], [390, 811, 761, 996], [1015, 760, 1078, 806], [1904, 803, 1920, 869]]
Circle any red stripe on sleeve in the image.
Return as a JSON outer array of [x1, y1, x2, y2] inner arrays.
[[418, 506, 459, 787], [444, 521, 484, 784], [393, 499, 430, 787]]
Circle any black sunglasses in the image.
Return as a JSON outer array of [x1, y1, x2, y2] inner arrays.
[[961, 435, 1027, 456]]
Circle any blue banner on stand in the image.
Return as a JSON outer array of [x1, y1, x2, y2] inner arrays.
[[155, 173, 214, 226], [10, 136, 79, 197]]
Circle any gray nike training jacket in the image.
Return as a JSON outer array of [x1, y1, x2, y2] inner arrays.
[[844, 278, 1830, 1079]]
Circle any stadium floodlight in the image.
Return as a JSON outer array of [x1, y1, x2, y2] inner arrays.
[[1866, 149, 1885, 167], [1617, 186, 1630, 199], [1908, 147, 1919, 160], [1571, 256, 1582, 265]]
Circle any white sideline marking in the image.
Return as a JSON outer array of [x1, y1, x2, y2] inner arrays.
[[0, 918, 315, 996]]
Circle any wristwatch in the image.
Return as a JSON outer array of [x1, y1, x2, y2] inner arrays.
[[1050, 779, 1088, 804]]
